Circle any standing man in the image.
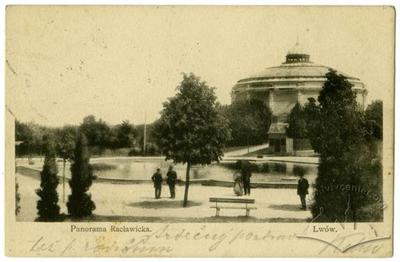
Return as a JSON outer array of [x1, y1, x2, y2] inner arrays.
[[151, 168, 163, 199], [241, 162, 252, 195], [297, 173, 309, 210], [166, 165, 177, 198]]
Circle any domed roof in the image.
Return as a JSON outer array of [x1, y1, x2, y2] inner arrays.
[[238, 63, 359, 83], [236, 46, 361, 84]]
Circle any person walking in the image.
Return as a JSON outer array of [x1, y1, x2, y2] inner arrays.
[[241, 161, 252, 195], [151, 168, 163, 199], [166, 165, 177, 198], [297, 173, 309, 210], [233, 171, 243, 196]]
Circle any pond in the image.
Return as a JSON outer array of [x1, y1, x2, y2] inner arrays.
[[89, 158, 317, 183], [18, 157, 317, 183]]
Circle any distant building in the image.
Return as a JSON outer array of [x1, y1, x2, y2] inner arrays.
[[231, 42, 367, 154]]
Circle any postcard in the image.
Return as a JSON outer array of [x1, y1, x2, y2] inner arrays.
[[5, 5, 394, 257]]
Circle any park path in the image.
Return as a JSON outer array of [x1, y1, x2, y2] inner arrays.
[[224, 144, 269, 157], [16, 173, 312, 222]]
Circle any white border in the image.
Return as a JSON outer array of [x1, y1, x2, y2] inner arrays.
[[0, 1, 398, 262]]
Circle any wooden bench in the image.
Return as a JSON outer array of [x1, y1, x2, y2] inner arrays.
[[209, 197, 256, 217]]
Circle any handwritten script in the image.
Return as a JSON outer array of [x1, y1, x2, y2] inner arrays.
[[28, 224, 296, 256], [297, 222, 391, 254]]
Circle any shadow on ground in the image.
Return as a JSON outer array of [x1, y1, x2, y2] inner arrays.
[[71, 215, 309, 223], [128, 200, 202, 209], [268, 204, 304, 212]]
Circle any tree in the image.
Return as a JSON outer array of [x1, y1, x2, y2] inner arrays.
[[365, 100, 383, 140], [154, 73, 230, 207], [55, 125, 77, 202], [79, 115, 112, 150], [15, 120, 33, 156], [56, 126, 77, 160], [15, 120, 48, 157], [303, 98, 321, 151], [36, 139, 61, 221], [310, 70, 382, 222], [223, 99, 272, 147], [67, 133, 96, 217], [286, 102, 307, 139], [114, 120, 137, 148]]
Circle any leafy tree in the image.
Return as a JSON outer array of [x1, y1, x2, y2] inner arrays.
[[67, 133, 96, 217], [14, 118, 139, 156], [114, 120, 137, 148], [15, 120, 33, 142], [55, 126, 77, 160], [310, 70, 382, 222], [15, 121, 51, 156], [286, 102, 307, 139], [15, 120, 34, 156], [222, 99, 272, 147], [365, 100, 383, 140], [79, 115, 112, 150], [30, 124, 51, 156], [15, 120, 61, 157], [154, 73, 230, 207], [36, 139, 61, 221]]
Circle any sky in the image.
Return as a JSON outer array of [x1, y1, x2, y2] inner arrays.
[[6, 6, 394, 127]]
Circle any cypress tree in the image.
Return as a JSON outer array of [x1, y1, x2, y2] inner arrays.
[[310, 70, 382, 222], [286, 102, 307, 140], [36, 140, 61, 221], [15, 178, 21, 216], [67, 133, 96, 217]]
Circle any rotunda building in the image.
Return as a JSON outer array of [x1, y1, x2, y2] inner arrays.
[[231, 44, 367, 154]]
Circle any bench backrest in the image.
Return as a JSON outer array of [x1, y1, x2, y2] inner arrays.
[[209, 197, 255, 204]]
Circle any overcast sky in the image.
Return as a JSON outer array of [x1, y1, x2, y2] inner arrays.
[[6, 6, 394, 127]]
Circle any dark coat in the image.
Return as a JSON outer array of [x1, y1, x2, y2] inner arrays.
[[166, 170, 177, 185], [297, 178, 309, 195], [152, 172, 163, 187], [241, 170, 252, 183]]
